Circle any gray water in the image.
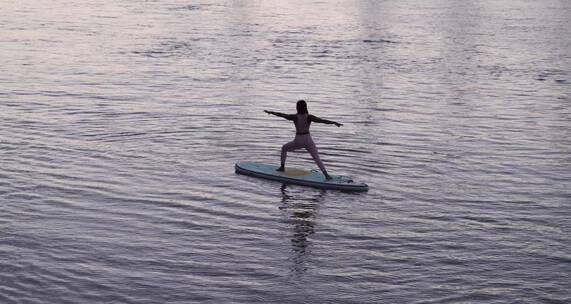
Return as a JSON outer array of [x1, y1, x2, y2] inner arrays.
[[1, 0, 570, 303]]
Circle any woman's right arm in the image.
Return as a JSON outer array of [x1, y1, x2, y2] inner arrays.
[[310, 115, 343, 127]]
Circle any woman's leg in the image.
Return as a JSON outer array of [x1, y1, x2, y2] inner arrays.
[[305, 140, 331, 179], [279, 139, 302, 171]]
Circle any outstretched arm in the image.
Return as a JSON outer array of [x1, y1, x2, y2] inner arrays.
[[310, 115, 343, 127], [264, 110, 295, 120]]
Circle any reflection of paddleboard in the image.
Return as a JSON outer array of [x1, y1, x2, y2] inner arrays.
[[235, 162, 369, 192]]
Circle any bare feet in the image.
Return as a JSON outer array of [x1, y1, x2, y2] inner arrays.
[[276, 166, 285, 172], [325, 174, 332, 180]]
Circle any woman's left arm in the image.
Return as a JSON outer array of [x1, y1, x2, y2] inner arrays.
[[265, 110, 295, 120]]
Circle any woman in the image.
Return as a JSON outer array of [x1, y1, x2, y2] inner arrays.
[[264, 100, 342, 180]]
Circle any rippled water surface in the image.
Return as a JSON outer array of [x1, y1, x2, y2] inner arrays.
[[1, 0, 570, 303]]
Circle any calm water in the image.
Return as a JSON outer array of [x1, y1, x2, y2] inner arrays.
[[1, 0, 570, 303]]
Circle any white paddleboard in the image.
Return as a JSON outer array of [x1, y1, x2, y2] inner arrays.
[[235, 162, 368, 192]]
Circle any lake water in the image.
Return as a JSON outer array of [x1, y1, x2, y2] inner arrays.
[[1, 0, 570, 303]]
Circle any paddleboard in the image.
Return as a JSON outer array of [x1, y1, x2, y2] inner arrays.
[[235, 162, 368, 192]]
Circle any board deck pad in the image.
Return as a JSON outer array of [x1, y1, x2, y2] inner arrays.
[[235, 162, 368, 192]]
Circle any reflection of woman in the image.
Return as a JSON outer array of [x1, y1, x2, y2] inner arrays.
[[279, 184, 325, 275], [265, 100, 342, 180]]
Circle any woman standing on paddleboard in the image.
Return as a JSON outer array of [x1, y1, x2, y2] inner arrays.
[[265, 100, 342, 180]]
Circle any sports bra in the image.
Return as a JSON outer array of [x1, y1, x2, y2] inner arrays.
[[294, 114, 311, 135]]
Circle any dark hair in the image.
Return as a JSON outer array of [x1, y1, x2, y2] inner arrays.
[[296, 100, 308, 114]]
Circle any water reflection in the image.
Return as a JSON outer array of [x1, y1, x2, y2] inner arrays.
[[279, 184, 325, 276]]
